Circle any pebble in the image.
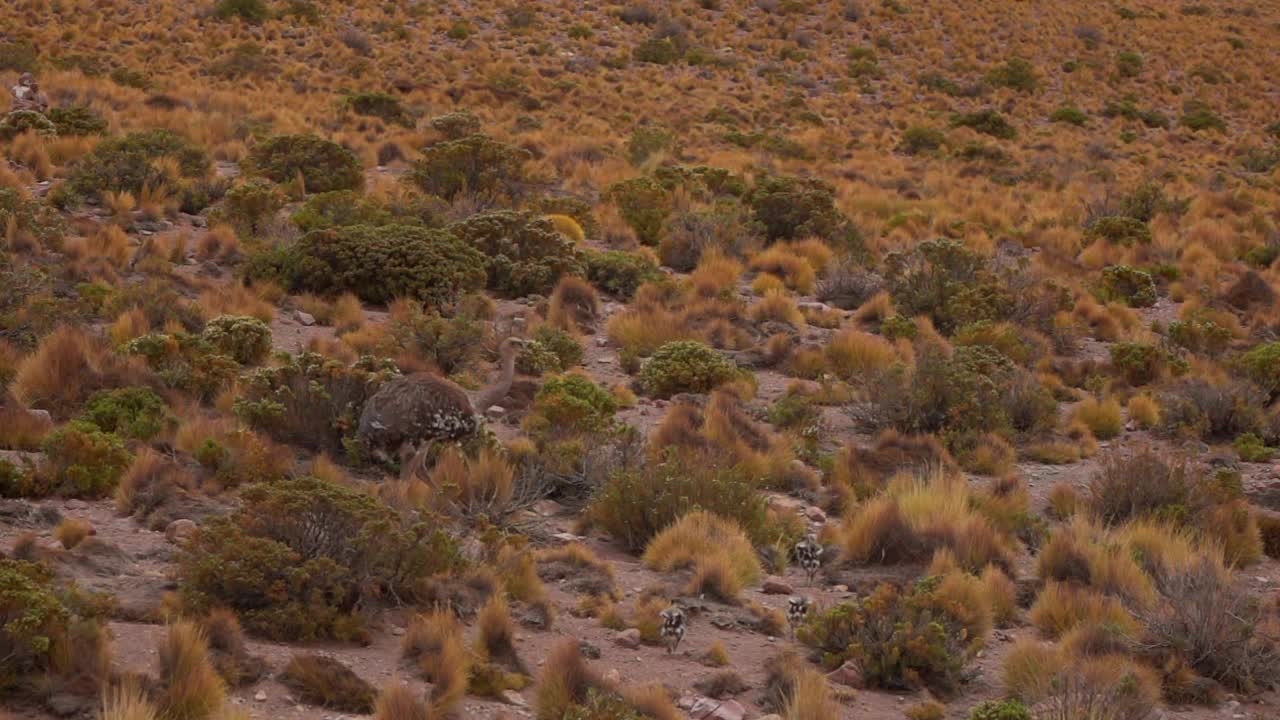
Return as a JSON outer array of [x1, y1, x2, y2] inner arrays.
[[254, 691, 267, 702]]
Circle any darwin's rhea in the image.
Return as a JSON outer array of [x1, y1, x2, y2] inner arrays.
[[358, 336, 527, 461]]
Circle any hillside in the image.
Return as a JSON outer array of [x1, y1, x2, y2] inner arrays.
[[1, 1, 1280, 720]]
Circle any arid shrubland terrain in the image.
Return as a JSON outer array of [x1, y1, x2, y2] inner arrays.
[[2, 0, 1280, 719]]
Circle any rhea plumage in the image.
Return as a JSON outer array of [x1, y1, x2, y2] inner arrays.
[[358, 336, 527, 461]]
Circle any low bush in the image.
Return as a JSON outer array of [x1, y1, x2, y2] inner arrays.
[[1159, 378, 1265, 441], [80, 386, 170, 441], [799, 577, 977, 695], [525, 373, 618, 438], [215, 0, 270, 23], [1099, 265, 1156, 307], [408, 134, 530, 202], [590, 453, 776, 551], [638, 340, 740, 397], [0, 110, 55, 141], [46, 106, 108, 136], [986, 57, 1037, 91], [745, 173, 859, 248], [215, 178, 284, 236], [1086, 216, 1151, 245], [38, 421, 131, 498], [179, 476, 464, 640], [0, 559, 71, 690], [899, 126, 946, 155], [288, 224, 486, 306], [235, 352, 397, 453], [586, 250, 662, 299], [1109, 342, 1169, 386], [427, 109, 482, 140], [1049, 106, 1088, 126], [291, 190, 399, 232], [607, 177, 672, 246], [448, 211, 586, 297], [201, 315, 272, 365], [122, 332, 239, 402], [343, 92, 414, 127], [61, 130, 210, 206], [950, 110, 1017, 139], [0, 189, 65, 248], [247, 134, 363, 193]]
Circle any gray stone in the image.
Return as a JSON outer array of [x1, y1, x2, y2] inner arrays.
[[296, 311, 316, 326], [165, 519, 197, 543], [613, 628, 642, 649], [761, 576, 793, 595]]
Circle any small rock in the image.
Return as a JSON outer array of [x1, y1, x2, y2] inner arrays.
[[613, 628, 642, 649], [500, 690, 526, 707], [761, 577, 794, 595], [603, 669, 620, 684], [688, 696, 746, 720], [254, 691, 267, 702], [165, 519, 197, 544], [391, 626, 405, 636], [28, 409, 51, 424], [552, 532, 584, 543], [296, 311, 316, 326], [533, 499, 564, 517], [485, 405, 507, 418], [805, 506, 827, 523], [832, 584, 849, 593], [828, 659, 864, 689], [66, 499, 88, 510]]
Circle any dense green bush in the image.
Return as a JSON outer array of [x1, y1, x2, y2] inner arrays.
[[950, 110, 1017, 139], [1086, 216, 1151, 245], [343, 92, 413, 127], [247, 134, 363, 193], [0, 560, 70, 691], [799, 578, 973, 694], [1237, 341, 1280, 397], [1049, 106, 1089, 126], [215, 0, 271, 22], [898, 126, 946, 154], [290, 224, 486, 306], [64, 130, 210, 202], [1167, 315, 1230, 357], [526, 373, 618, 436], [0, 110, 56, 141], [653, 165, 747, 199], [201, 315, 273, 365], [427, 109, 482, 140], [45, 106, 109, 136], [0, 189, 65, 247], [638, 340, 740, 397], [290, 190, 405, 232], [606, 177, 671, 246], [1110, 342, 1171, 386], [0, 41, 38, 73], [517, 325, 584, 375], [633, 37, 683, 65], [179, 477, 464, 640], [627, 126, 674, 166], [1102, 98, 1169, 128], [586, 250, 662, 298], [969, 700, 1032, 720], [884, 239, 1010, 333], [1100, 265, 1157, 307], [81, 387, 171, 441], [39, 421, 132, 498], [235, 352, 397, 453], [745, 174, 858, 247], [590, 454, 774, 551], [381, 302, 486, 374], [212, 178, 283, 236], [1180, 100, 1226, 132], [122, 332, 240, 401], [660, 200, 762, 270], [448, 211, 586, 297], [986, 57, 1038, 91], [408, 134, 529, 201]]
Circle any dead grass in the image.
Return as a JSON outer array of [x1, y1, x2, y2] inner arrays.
[[53, 517, 93, 549], [642, 509, 762, 589], [156, 622, 226, 720], [373, 682, 429, 720], [13, 326, 148, 420], [280, 654, 376, 713]]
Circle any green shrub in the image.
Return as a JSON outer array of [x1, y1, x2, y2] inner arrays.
[[883, 239, 1009, 333], [798, 578, 973, 694], [201, 315, 273, 365], [950, 110, 1017, 139], [427, 109, 482, 141], [1102, 98, 1169, 128], [653, 165, 747, 199], [1100, 265, 1156, 307], [207, 41, 276, 80], [898, 126, 946, 154], [526, 373, 618, 436], [660, 201, 762, 271], [745, 174, 860, 250], [0, 189, 64, 247], [586, 250, 662, 299], [0, 457, 41, 498], [1233, 433, 1274, 462], [290, 190, 401, 232], [1049, 106, 1089, 126], [448, 211, 585, 297], [381, 302, 486, 374], [0, 110, 56, 141], [1238, 341, 1280, 397], [0, 560, 70, 689], [247, 134, 363, 193], [45, 106, 109, 136], [290, 224, 486, 306], [234, 352, 397, 453], [122, 332, 240, 401], [627, 126, 674, 166], [214, 0, 271, 23], [64, 130, 210, 202], [590, 454, 774, 551], [1167, 315, 1231, 356], [108, 67, 151, 90], [531, 195, 599, 239], [408, 134, 529, 201], [517, 326, 583, 375], [0, 41, 38, 73], [1115, 51, 1144, 78], [39, 421, 131, 498], [633, 37, 682, 65], [1086, 216, 1151, 245], [969, 699, 1033, 720], [1158, 378, 1265, 442], [179, 477, 464, 641], [1110, 342, 1166, 386], [986, 57, 1038, 91], [1180, 101, 1226, 132], [81, 387, 170, 441], [638, 341, 740, 397], [606, 176, 671, 246], [343, 92, 414, 128], [215, 178, 284, 236]]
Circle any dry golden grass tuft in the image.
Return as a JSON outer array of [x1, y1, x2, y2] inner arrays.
[[155, 622, 226, 720], [13, 326, 147, 420], [373, 682, 429, 720], [401, 610, 468, 716], [643, 510, 762, 599], [53, 517, 93, 549]]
